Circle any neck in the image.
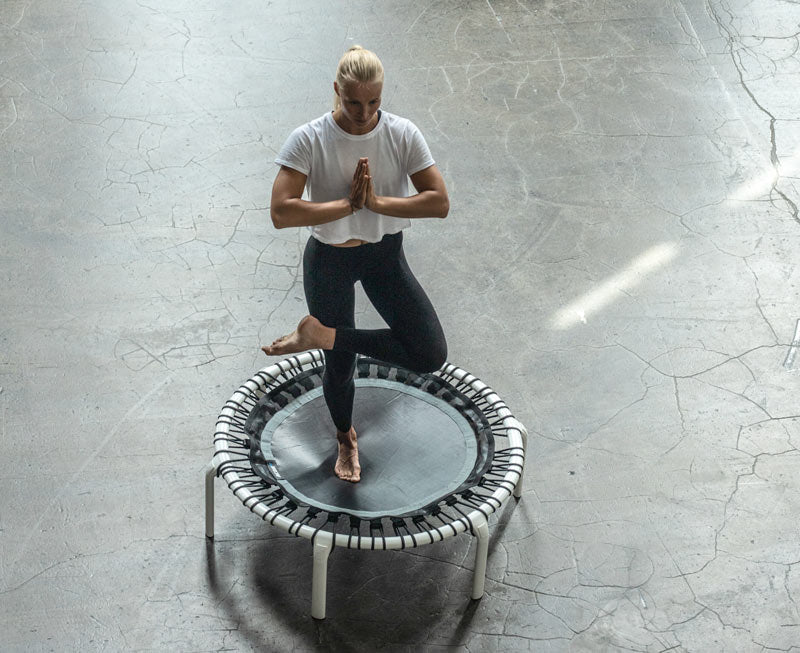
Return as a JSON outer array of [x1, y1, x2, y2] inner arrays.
[[332, 109, 379, 135]]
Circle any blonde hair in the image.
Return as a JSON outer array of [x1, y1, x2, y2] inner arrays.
[[333, 45, 384, 110]]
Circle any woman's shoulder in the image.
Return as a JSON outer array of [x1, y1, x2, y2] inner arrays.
[[381, 111, 410, 127], [281, 114, 336, 151], [380, 111, 423, 136], [290, 113, 331, 135]]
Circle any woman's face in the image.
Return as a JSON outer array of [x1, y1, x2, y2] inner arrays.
[[335, 80, 383, 133]]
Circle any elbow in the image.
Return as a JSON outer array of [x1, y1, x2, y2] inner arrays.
[[270, 205, 286, 229], [439, 196, 450, 219]]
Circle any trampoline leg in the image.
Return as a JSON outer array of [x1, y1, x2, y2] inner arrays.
[[311, 537, 333, 619], [471, 514, 490, 600], [513, 422, 528, 499], [205, 460, 217, 539]]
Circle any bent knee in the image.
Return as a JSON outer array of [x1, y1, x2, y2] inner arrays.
[[408, 341, 448, 374]]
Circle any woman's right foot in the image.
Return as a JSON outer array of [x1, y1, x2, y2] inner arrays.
[[260, 315, 335, 356], [334, 427, 360, 483]]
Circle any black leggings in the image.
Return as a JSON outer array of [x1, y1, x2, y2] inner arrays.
[[303, 231, 447, 432]]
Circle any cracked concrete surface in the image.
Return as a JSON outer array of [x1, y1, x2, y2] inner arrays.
[[2, 0, 799, 651]]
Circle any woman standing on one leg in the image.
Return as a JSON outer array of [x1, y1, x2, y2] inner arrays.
[[261, 46, 449, 483]]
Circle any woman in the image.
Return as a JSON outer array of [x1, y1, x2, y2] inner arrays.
[[262, 46, 449, 484]]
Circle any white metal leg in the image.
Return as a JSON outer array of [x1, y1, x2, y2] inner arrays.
[[311, 536, 333, 619], [513, 420, 528, 499], [205, 460, 218, 539], [471, 513, 490, 599]]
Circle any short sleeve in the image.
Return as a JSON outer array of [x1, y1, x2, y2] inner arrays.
[[405, 122, 435, 176], [275, 125, 312, 176]]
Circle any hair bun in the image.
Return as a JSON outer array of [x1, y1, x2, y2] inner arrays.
[[348, 45, 364, 51]]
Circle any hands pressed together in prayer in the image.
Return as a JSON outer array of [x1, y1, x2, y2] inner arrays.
[[343, 156, 447, 220], [348, 157, 378, 214]]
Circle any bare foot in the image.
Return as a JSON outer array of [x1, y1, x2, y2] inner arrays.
[[334, 427, 360, 483], [260, 315, 335, 356]]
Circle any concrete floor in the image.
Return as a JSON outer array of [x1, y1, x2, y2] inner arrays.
[[2, 0, 799, 651]]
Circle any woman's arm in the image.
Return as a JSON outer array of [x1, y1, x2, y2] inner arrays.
[[365, 164, 450, 219], [270, 162, 369, 229]]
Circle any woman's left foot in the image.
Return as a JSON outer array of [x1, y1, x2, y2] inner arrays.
[[261, 315, 335, 356]]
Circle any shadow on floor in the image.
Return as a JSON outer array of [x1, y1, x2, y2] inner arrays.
[[205, 498, 522, 650]]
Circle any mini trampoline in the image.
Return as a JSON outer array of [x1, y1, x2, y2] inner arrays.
[[206, 350, 527, 619]]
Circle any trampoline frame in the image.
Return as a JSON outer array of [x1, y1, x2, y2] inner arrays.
[[205, 350, 527, 619]]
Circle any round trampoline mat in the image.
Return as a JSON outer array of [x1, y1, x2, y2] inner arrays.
[[244, 363, 495, 521], [261, 379, 478, 519]]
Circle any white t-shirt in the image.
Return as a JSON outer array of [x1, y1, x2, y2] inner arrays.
[[274, 111, 435, 244]]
